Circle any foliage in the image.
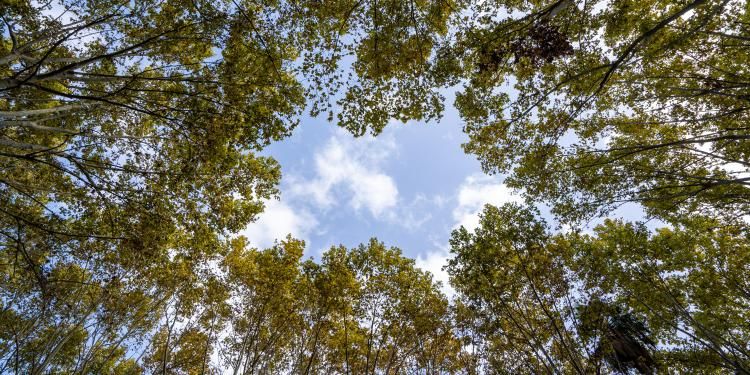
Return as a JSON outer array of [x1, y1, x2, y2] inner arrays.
[[447, 203, 750, 374], [1, 1, 457, 372], [450, 0, 750, 224], [2, 0, 749, 373], [0, 233, 460, 373]]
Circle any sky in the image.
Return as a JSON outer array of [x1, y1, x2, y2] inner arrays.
[[34, 1, 653, 297], [237, 83, 661, 296], [236, 87, 541, 296], [31, 0, 522, 296]]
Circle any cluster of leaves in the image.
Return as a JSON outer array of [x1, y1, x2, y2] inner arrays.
[[3, 0, 750, 373], [0, 237, 462, 374], [448, 203, 750, 374], [476, 20, 575, 73], [509, 21, 574, 67], [453, 0, 750, 225]]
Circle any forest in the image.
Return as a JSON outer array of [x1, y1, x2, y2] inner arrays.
[[0, 0, 748, 373]]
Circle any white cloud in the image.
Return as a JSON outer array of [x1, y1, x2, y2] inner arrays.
[[452, 174, 522, 231], [415, 245, 455, 299], [290, 132, 399, 218], [238, 199, 318, 249], [414, 175, 521, 300], [382, 193, 446, 230]]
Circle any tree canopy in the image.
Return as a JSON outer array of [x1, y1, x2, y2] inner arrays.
[[2, 0, 748, 373], [447, 203, 749, 374], [450, 0, 750, 224]]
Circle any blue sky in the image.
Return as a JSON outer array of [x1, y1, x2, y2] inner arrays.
[[239, 91, 527, 294], [32, 0, 664, 297], [238, 88, 658, 295], [32, 1, 518, 294]]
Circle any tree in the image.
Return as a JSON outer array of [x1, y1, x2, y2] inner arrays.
[[447, 0, 750, 224], [447, 203, 596, 374], [290, 0, 458, 135], [327, 239, 460, 374], [2, 232, 460, 373], [1, 2, 293, 369], [1, 1, 458, 372], [216, 238, 461, 374], [447, 203, 750, 374], [566, 216, 750, 373], [219, 236, 306, 373]]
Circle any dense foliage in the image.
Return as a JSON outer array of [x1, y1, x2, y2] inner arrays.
[[451, 0, 750, 225], [2, 0, 748, 373], [448, 204, 749, 374]]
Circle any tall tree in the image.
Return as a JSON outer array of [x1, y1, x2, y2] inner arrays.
[[447, 203, 750, 374], [448, 0, 750, 224], [1, 1, 458, 372], [447, 203, 596, 374], [219, 236, 306, 374], [1, 3, 294, 368], [326, 239, 460, 374], [565, 216, 750, 373]]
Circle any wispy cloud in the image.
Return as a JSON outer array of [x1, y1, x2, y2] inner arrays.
[[415, 243, 455, 299], [452, 173, 522, 231], [382, 193, 447, 230], [238, 198, 318, 249], [289, 132, 399, 218]]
